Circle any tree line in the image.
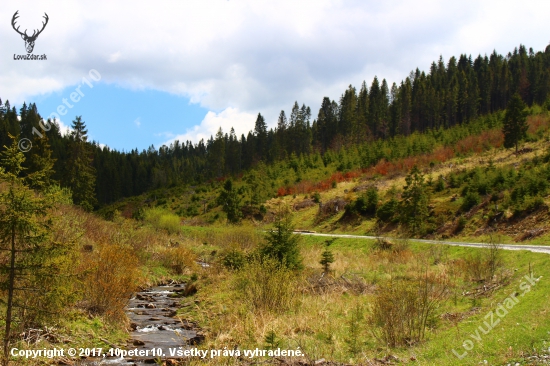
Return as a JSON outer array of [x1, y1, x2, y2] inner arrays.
[[0, 44, 549, 209]]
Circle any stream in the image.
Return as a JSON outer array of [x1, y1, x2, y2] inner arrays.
[[76, 283, 203, 365]]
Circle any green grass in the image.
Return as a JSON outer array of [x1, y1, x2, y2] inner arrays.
[[175, 229, 550, 365], [414, 249, 550, 365]]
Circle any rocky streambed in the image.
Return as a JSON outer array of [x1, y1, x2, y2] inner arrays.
[[75, 283, 203, 365]]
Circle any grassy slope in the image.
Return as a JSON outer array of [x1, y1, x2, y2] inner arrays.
[[177, 230, 550, 365], [14, 109, 548, 365], [274, 134, 550, 246], [412, 244, 550, 366], [102, 109, 550, 247]]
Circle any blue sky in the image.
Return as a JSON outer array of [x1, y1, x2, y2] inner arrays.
[[1, 0, 549, 151], [32, 84, 209, 151]]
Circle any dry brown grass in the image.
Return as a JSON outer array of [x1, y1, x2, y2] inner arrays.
[[78, 243, 140, 322], [235, 259, 300, 313], [45, 203, 200, 324], [193, 225, 263, 251], [368, 268, 449, 348], [158, 246, 199, 274]]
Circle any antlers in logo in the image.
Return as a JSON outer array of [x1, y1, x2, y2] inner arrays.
[[12, 10, 49, 54]]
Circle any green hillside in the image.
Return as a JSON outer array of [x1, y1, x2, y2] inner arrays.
[[2, 44, 550, 366]]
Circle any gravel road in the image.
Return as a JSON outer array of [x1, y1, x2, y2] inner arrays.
[[294, 231, 550, 254]]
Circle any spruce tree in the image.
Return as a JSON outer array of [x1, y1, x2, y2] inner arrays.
[[217, 179, 242, 224], [207, 127, 225, 177], [399, 166, 429, 235], [319, 238, 336, 275], [260, 204, 302, 270], [503, 93, 528, 153], [254, 113, 267, 160], [24, 133, 56, 189], [0, 136, 74, 366], [65, 116, 97, 211]]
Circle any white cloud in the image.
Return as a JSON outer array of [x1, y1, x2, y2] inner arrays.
[[154, 132, 176, 143], [42, 118, 71, 136], [2, 0, 550, 139], [108, 51, 122, 63], [162, 107, 256, 147]]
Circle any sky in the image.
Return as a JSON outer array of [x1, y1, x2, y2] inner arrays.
[[1, 0, 549, 151]]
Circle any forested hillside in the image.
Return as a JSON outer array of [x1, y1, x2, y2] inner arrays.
[[1, 44, 549, 208]]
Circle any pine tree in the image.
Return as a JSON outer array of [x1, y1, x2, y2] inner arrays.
[[275, 110, 288, 160], [254, 113, 267, 160], [208, 127, 225, 177], [399, 166, 429, 235], [319, 238, 336, 275], [260, 204, 302, 270], [0, 136, 74, 366], [502, 93, 528, 153], [217, 179, 242, 224], [24, 133, 56, 189], [65, 116, 97, 211], [356, 81, 370, 142]]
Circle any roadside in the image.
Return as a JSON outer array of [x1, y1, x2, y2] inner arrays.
[[294, 231, 550, 254]]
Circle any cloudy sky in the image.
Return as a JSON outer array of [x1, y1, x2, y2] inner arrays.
[[1, 0, 549, 151]]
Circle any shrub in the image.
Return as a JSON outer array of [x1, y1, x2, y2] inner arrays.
[[144, 207, 181, 234], [513, 196, 545, 216], [221, 249, 247, 270], [186, 205, 199, 217], [159, 246, 197, 274], [377, 198, 398, 222], [368, 272, 447, 347], [365, 187, 379, 212], [461, 190, 480, 212], [312, 192, 321, 203], [235, 258, 298, 313], [448, 173, 460, 188], [434, 175, 445, 192], [158, 213, 181, 233], [80, 244, 140, 321], [351, 187, 378, 216], [456, 216, 467, 232], [460, 237, 504, 283]]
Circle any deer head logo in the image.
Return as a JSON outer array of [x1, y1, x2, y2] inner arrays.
[[12, 11, 49, 54]]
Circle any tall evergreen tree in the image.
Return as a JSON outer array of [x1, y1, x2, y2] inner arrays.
[[503, 93, 528, 153], [0, 136, 74, 366], [64, 116, 97, 211], [217, 179, 242, 224], [356, 81, 370, 142], [254, 113, 267, 160], [208, 127, 225, 177], [24, 133, 56, 189]]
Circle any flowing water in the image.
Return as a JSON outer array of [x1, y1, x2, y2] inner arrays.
[[76, 284, 201, 365]]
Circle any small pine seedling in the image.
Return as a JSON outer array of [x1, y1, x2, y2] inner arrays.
[[320, 239, 336, 275], [264, 329, 279, 350]]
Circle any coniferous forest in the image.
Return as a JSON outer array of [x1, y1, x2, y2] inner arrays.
[[1, 44, 549, 209]]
